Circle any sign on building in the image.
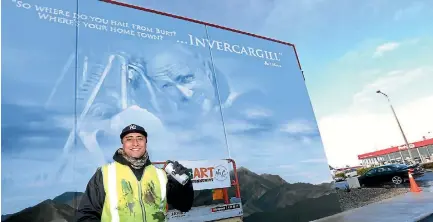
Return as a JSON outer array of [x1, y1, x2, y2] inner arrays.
[[398, 143, 415, 150], [178, 159, 232, 190]]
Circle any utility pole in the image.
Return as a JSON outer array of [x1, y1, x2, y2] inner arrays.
[[376, 90, 422, 163]]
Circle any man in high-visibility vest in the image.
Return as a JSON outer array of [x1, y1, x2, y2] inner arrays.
[[75, 124, 194, 222]]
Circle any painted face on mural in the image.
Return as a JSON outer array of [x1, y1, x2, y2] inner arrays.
[[122, 132, 147, 158], [145, 48, 217, 112], [111, 46, 224, 119]]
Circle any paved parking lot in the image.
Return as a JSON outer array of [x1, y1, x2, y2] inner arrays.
[[415, 172, 433, 192], [313, 192, 433, 222]]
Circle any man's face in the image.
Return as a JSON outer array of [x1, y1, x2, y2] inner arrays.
[[146, 50, 216, 110], [122, 133, 147, 158]]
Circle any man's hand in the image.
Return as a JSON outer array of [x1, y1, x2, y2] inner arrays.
[[165, 160, 194, 212], [167, 160, 188, 175]]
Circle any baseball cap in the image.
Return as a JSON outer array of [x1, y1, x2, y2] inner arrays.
[[120, 124, 148, 140]]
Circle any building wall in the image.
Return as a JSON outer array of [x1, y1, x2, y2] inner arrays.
[[360, 145, 433, 165], [1, 0, 342, 221]]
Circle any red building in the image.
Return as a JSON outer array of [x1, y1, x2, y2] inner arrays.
[[357, 138, 433, 165]]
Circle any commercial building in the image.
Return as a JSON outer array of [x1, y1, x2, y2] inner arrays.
[[358, 138, 433, 165]]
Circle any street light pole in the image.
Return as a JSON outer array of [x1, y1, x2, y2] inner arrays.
[[376, 90, 421, 163]]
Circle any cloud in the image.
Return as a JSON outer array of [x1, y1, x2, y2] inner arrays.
[[372, 38, 420, 59], [280, 119, 316, 134], [225, 118, 319, 140], [352, 66, 431, 109], [373, 42, 400, 58], [300, 158, 328, 163], [307, 36, 433, 121], [225, 120, 258, 133], [1, 104, 73, 153], [279, 164, 297, 169], [256, 164, 297, 172], [243, 108, 272, 118], [318, 66, 433, 167]]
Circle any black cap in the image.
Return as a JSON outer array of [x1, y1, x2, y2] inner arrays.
[[120, 124, 148, 140]]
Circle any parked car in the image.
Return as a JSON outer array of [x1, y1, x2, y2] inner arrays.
[[358, 164, 424, 187], [408, 163, 425, 174]]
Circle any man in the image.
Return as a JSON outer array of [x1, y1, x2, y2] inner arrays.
[[75, 124, 194, 222]]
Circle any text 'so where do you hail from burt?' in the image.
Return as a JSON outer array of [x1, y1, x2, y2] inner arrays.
[[12, 0, 285, 68]]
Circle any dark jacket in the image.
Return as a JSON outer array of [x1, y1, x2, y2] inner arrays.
[[75, 151, 194, 221]]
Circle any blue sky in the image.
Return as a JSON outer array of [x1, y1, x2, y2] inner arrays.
[[1, 0, 336, 213], [120, 0, 433, 111]]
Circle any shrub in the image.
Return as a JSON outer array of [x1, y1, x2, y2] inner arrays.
[[357, 167, 373, 176], [335, 172, 346, 178]]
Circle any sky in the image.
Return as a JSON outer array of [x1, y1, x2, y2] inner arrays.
[[119, 0, 433, 168], [1, 0, 335, 213]]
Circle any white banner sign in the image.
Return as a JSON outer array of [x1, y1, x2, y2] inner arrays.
[[178, 159, 232, 190]]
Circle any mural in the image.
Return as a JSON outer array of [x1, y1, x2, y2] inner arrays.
[[1, 0, 342, 221]]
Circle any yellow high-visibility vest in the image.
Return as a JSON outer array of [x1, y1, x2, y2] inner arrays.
[[100, 162, 168, 222]]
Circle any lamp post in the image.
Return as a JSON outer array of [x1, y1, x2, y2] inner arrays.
[[376, 90, 421, 163]]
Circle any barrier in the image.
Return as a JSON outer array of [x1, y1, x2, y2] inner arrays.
[[153, 159, 243, 221]]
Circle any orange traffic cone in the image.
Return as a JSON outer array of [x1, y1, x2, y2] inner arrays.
[[408, 170, 422, 193]]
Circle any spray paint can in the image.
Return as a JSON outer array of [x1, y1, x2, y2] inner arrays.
[[164, 162, 190, 185]]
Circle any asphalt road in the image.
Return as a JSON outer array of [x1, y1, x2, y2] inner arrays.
[[335, 172, 433, 190], [416, 171, 433, 192]]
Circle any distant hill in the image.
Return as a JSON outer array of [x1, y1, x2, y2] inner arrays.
[[230, 167, 339, 219], [2, 167, 341, 222], [2, 199, 75, 222], [52, 192, 83, 209]]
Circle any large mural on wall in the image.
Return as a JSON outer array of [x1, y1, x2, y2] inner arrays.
[[1, 0, 342, 221]]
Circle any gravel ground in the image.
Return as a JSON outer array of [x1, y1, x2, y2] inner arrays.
[[336, 187, 409, 211]]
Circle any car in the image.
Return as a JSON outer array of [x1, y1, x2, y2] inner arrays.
[[358, 164, 424, 187], [408, 163, 425, 176]]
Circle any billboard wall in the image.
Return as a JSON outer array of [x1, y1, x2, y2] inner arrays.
[[2, 0, 342, 221]]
